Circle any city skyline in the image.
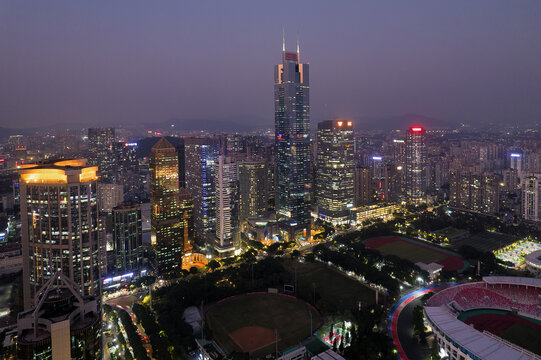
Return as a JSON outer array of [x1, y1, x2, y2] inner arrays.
[[2, 1, 541, 130]]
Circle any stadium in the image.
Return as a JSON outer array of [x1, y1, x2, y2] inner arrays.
[[524, 250, 541, 276], [424, 277, 541, 359]]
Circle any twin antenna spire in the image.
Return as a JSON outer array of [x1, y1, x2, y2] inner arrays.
[[282, 29, 300, 61]]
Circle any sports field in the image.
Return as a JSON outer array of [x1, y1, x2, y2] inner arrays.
[[283, 259, 377, 312], [459, 309, 541, 355], [364, 236, 467, 272], [206, 293, 321, 357]]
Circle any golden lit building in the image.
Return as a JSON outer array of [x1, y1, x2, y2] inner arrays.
[[19, 159, 101, 310], [150, 138, 183, 273]]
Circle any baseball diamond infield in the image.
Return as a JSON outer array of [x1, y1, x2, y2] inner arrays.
[[206, 293, 322, 357]]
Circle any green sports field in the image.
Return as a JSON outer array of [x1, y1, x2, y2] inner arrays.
[[206, 293, 321, 357], [376, 241, 447, 264]]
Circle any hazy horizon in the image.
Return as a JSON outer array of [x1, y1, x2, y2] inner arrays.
[[2, 1, 541, 129]]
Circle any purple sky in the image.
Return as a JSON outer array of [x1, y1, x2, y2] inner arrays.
[[1, 1, 541, 129]]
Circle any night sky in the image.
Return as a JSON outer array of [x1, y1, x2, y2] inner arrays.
[[1, 1, 541, 129]]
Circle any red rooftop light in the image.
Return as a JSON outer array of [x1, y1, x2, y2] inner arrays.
[[411, 127, 423, 132]]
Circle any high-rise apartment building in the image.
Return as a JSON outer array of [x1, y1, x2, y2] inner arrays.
[[522, 174, 541, 222], [238, 159, 269, 219], [405, 126, 427, 202], [112, 202, 143, 273], [150, 138, 182, 273], [355, 166, 374, 206], [88, 128, 116, 182], [274, 39, 311, 238], [214, 156, 238, 256], [316, 120, 355, 223], [19, 159, 101, 310], [449, 171, 500, 215], [184, 137, 221, 240]]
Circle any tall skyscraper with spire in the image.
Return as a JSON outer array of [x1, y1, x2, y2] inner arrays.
[[274, 35, 311, 239]]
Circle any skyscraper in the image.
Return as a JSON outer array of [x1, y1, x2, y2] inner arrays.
[[316, 120, 355, 223], [238, 159, 269, 219], [178, 188, 194, 253], [214, 156, 238, 256], [274, 37, 311, 239], [405, 126, 427, 202], [150, 138, 182, 273], [88, 128, 116, 183], [113, 202, 143, 273], [184, 137, 221, 240], [19, 159, 101, 310]]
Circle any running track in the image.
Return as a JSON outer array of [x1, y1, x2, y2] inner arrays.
[[388, 284, 458, 360]]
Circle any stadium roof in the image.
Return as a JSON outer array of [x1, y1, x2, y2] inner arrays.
[[524, 250, 541, 269], [425, 306, 536, 360], [483, 276, 541, 288]]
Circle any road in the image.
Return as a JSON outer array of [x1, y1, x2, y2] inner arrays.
[[388, 284, 456, 360]]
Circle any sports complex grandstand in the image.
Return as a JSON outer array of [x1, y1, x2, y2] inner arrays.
[[424, 277, 541, 360]]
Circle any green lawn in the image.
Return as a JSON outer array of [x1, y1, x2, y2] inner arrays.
[[499, 323, 541, 355], [283, 259, 377, 315], [376, 241, 447, 264], [206, 294, 320, 357]]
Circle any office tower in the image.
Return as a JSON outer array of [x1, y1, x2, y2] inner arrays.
[[16, 272, 101, 359], [214, 156, 238, 256], [176, 139, 186, 189], [316, 120, 355, 223], [238, 159, 269, 219], [97, 183, 124, 213], [449, 171, 500, 215], [19, 159, 101, 310], [371, 155, 386, 201], [178, 188, 194, 253], [355, 166, 374, 205], [274, 38, 311, 238], [112, 202, 143, 273], [88, 128, 116, 182], [226, 134, 244, 153], [184, 137, 221, 240], [522, 174, 541, 222], [509, 151, 523, 173], [116, 141, 142, 202], [150, 138, 182, 273], [385, 163, 404, 202], [405, 126, 427, 202]]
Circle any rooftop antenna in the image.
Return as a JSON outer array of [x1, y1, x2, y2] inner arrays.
[[296, 31, 300, 62]]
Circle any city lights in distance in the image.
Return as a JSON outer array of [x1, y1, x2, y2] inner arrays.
[[411, 127, 423, 132], [337, 121, 343, 127], [510, 153, 522, 158], [372, 156, 382, 161]]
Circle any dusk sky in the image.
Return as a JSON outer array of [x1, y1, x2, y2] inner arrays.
[[1, 0, 541, 129]]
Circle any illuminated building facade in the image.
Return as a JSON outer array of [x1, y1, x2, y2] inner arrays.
[[449, 171, 500, 215], [19, 159, 101, 310], [405, 126, 427, 202], [184, 137, 221, 240], [112, 202, 143, 273], [316, 120, 354, 223], [88, 128, 116, 183], [274, 39, 311, 237], [178, 188, 194, 253], [16, 272, 101, 360], [521, 174, 541, 222], [214, 156, 238, 256], [509, 151, 523, 173], [238, 159, 269, 219], [150, 138, 182, 273]]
